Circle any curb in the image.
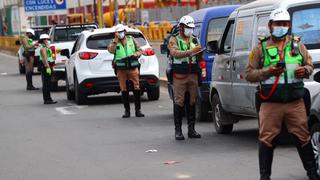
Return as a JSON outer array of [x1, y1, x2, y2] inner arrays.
[[159, 77, 168, 88]]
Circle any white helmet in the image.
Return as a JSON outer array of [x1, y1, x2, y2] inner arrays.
[[179, 15, 195, 28], [270, 8, 290, 21], [39, 34, 50, 40], [26, 28, 35, 36], [115, 24, 125, 32]]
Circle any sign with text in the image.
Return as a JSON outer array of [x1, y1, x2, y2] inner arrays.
[[24, 0, 67, 16]]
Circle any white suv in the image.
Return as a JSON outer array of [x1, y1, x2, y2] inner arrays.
[[62, 26, 160, 105]]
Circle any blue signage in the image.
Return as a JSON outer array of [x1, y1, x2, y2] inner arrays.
[[24, 0, 67, 12]]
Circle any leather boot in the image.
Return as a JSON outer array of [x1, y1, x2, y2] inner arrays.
[[259, 142, 274, 180], [295, 141, 320, 180], [187, 105, 201, 138], [133, 90, 144, 117], [121, 91, 130, 118], [174, 104, 184, 140], [26, 72, 38, 90]]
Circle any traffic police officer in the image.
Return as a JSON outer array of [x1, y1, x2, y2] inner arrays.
[[245, 9, 318, 180], [39, 34, 57, 104], [20, 28, 39, 90], [108, 24, 145, 118], [168, 15, 202, 140]]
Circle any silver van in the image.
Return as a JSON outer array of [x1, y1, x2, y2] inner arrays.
[[208, 0, 320, 134]]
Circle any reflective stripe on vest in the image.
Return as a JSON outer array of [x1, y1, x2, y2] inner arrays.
[[40, 45, 54, 63]]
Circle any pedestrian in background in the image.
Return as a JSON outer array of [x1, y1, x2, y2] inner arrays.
[[245, 8, 318, 180], [108, 24, 145, 118], [19, 28, 39, 90], [39, 34, 57, 104]]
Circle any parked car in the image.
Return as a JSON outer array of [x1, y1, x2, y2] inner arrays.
[[48, 23, 98, 90], [160, 5, 240, 121], [208, 0, 320, 134], [17, 25, 51, 74], [61, 26, 160, 105]]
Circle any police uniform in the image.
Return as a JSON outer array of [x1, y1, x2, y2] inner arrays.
[[245, 35, 318, 179], [108, 34, 144, 118], [168, 34, 202, 140]]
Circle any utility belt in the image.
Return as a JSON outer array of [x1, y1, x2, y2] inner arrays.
[[258, 82, 305, 103], [23, 49, 35, 57], [40, 61, 55, 68], [172, 62, 199, 74], [114, 56, 140, 70]]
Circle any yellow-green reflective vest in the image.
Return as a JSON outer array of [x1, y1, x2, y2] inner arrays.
[[114, 36, 139, 69], [172, 36, 199, 74], [40, 45, 54, 64], [260, 39, 304, 102]]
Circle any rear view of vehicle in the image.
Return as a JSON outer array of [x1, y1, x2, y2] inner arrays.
[[64, 27, 159, 105]]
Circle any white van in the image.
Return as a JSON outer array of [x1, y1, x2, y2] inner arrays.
[[208, 0, 320, 134]]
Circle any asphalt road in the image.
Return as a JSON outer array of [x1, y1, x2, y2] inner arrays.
[[0, 52, 308, 180]]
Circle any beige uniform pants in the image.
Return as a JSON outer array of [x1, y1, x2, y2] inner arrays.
[[117, 68, 140, 91], [173, 73, 198, 107], [259, 98, 310, 147], [25, 56, 34, 73]]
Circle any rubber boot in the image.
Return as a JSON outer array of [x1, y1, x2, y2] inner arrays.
[[174, 104, 184, 140], [295, 140, 320, 180], [259, 142, 274, 180], [187, 105, 201, 138], [133, 90, 145, 117], [121, 91, 130, 118], [26, 72, 38, 90]]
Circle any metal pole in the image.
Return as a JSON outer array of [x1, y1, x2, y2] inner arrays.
[[115, 0, 119, 24], [100, 0, 104, 27], [93, 0, 97, 23]]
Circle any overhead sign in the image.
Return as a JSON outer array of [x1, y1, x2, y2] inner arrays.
[[24, 0, 67, 16]]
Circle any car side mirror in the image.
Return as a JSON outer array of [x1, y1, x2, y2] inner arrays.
[[206, 40, 219, 54], [314, 71, 320, 83], [160, 44, 168, 54], [60, 49, 70, 59], [15, 40, 20, 45]]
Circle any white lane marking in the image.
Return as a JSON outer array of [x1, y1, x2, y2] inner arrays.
[[0, 73, 8, 75], [0, 52, 15, 58], [175, 173, 192, 179], [55, 105, 88, 115]]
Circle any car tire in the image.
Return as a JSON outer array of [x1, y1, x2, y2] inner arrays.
[[211, 94, 233, 134], [147, 86, 160, 101], [19, 61, 25, 74], [74, 75, 87, 105], [66, 75, 75, 100], [311, 122, 320, 176], [196, 97, 212, 122]]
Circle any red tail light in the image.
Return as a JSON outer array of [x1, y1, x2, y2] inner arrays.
[[79, 52, 98, 60], [200, 61, 207, 79], [143, 48, 155, 56], [84, 82, 93, 88], [50, 46, 56, 60], [147, 78, 157, 85]]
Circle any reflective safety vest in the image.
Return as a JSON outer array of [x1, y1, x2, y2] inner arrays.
[[40, 45, 54, 64], [172, 36, 199, 74], [114, 36, 140, 69], [260, 39, 304, 102]]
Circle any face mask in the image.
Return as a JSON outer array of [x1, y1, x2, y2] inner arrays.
[[272, 26, 289, 39], [119, 32, 125, 39], [184, 28, 193, 37]]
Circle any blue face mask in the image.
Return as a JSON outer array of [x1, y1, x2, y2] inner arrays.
[[272, 26, 289, 39]]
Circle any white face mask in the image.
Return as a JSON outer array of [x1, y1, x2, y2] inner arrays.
[[184, 28, 193, 37], [119, 32, 125, 39]]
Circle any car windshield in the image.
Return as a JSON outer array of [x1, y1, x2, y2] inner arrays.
[[292, 6, 320, 49], [86, 32, 147, 50], [33, 28, 50, 41], [54, 26, 96, 42]]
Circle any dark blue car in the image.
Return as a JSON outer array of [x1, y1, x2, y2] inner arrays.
[[161, 5, 240, 121]]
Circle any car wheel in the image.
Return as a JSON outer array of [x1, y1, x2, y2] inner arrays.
[[50, 81, 58, 91], [196, 97, 212, 122], [19, 61, 25, 74], [147, 86, 160, 101], [311, 122, 320, 176], [211, 94, 233, 134], [66, 74, 75, 100], [74, 75, 87, 105]]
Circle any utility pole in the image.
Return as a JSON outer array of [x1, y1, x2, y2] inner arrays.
[[196, 0, 201, 10], [114, 0, 119, 24], [97, 0, 104, 28], [94, 0, 97, 23]]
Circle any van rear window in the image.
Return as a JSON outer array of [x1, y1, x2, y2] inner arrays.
[[292, 6, 320, 49], [86, 32, 147, 50]]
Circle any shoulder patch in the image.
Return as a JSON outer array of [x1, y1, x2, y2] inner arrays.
[[293, 36, 301, 42], [249, 51, 254, 61]]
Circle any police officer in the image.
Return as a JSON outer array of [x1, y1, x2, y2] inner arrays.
[[39, 34, 57, 104], [108, 24, 144, 118], [20, 28, 39, 90], [168, 15, 202, 140], [245, 9, 318, 180]]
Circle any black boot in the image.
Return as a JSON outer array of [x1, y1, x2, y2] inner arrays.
[[174, 104, 185, 140], [26, 72, 38, 90], [133, 90, 144, 117], [295, 141, 320, 180], [187, 105, 201, 138], [259, 142, 274, 180], [121, 91, 130, 118]]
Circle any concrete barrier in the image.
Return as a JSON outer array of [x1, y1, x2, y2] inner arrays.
[[0, 36, 19, 56]]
